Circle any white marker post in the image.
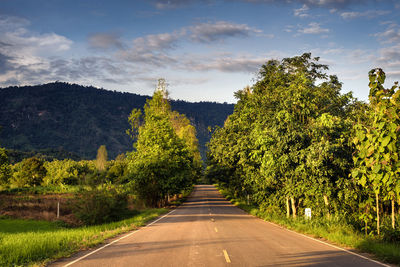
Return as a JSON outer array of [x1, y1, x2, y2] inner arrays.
[[305, 208, 311, 220]]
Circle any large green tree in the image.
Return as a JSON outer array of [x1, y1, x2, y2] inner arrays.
[[208, 53, 356, 218], [352, 68, 400, 233], [127, 86, 199, 206]]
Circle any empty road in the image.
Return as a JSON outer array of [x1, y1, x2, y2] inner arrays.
[[54, 185, 388, 267]]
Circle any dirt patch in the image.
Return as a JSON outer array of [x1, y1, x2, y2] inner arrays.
[[0, 194, 80, 225]]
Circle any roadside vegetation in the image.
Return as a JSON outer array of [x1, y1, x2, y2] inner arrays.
[[207, 53, 400, 264], [0, 79, 201, 266]]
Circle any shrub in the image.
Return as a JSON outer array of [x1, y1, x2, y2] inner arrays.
[[72, 184, 128, 225], [0, 148, 12, 186], [10, 157, 46, 187]]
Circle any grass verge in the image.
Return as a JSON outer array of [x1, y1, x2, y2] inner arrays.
[[0, 208, 168, 266], [215, 184, 400, 265]]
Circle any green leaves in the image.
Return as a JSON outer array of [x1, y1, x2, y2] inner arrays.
[[127, 89, 199, 206], [208, 53, 355, 217], [381, 136, 391, 147]]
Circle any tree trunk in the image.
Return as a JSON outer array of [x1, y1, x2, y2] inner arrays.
[[290, 196, 297, 219], [375, 191, 380, 235], [392, 198, 395, 229], [286, 197, 290, 218], [398, 197, 400, 215], [323, 194, 330, 220]]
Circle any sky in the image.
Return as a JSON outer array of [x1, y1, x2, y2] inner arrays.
[[0, 0, 399, 103]]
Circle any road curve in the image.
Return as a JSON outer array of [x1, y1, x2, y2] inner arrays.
[[53, 185, 388, 267]]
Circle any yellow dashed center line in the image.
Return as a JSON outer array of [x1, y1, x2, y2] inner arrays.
[[223, 249, 231, 263], [214, 227, 218, 232]]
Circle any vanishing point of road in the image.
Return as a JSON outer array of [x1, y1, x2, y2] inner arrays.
[[53, 185, 389, 267]]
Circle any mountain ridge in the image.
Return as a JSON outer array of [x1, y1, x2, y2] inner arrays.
[[0, 82, 234, 160]]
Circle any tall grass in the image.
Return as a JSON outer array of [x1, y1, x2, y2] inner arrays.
[[216, 185, 400, 265], [0, 208, 167, 266]]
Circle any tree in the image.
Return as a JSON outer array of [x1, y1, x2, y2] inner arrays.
[[127, 81, 199, 206], [10, 157, 47, 187], [0, 148, 12, 186], [95, 145, 108, 172], [208, 53, 355, 219], [352, 68, 400, 233]]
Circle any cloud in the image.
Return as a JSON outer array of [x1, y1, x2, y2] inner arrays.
[[298, 22, 329, 34], [132, 31, 185, 52], [340, 10, 390, 19], [376, 44, 400, 78], [0, 15, 135, 87], [88, 32, 123, 50], [189, 21, 262, 43], [373, 23, 400, 44], [182, 53, 268, 73], [294, 4, 310, 18], [0, 15, 74, 86], [151, 0, 386, 11], [151, 0, 212, 9]]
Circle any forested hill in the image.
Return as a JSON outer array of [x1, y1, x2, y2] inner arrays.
[[0, 82, 234, 160]]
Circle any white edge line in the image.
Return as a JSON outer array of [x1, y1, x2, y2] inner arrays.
[[262, 219, 390, 267], [63, 208, 177, 267]]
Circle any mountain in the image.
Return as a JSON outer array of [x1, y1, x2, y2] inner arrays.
[[0, 82, 234, 160]]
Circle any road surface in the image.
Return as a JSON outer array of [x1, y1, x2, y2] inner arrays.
[[53, 185, 388, 267]]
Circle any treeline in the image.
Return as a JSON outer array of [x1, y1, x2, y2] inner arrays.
[[0, 86, 201, 223], [207, 53, 400, 237]]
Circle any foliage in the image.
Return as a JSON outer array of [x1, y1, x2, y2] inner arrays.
[[95, 145, 108, 172], [127, 88, 199, 206], [0, 82, 233, 159], [0, 148, 12, 186], [72, 184, 128, 225], [208, 53, 356, 219], [10, 157, 47, 187], [352, 68, 400, 234], [42, 159, 97, 186]]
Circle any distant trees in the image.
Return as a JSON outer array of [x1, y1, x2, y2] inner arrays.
[[127, 81, 201, 206], [95, 145, 108, 172], [0, 82, 232, 160], [10, 157, 47, 187], [0, 148, 12, 186]]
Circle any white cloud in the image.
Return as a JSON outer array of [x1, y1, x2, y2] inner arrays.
[[181, 52, 271, 73], [373, 23, 400, 44], [298, 22, 329, 34], [88, 32, 123, 50], [133, 31, 185, 52], [340, 10, 390, 20], [189, 21, 262, 43], [294, 4, 310, 18], [0, 15, 74, 86]]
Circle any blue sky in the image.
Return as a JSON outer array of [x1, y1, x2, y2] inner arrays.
[[0, 0, 399, 103]]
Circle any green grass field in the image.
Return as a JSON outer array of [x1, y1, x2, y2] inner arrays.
[[0, 208, 167, 266]]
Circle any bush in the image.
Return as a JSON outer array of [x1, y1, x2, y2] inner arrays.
[[72, 184, 128, 225], [10, 157, 46, 187], [0, 148, 12, 186], [382, 226, 400, 243]]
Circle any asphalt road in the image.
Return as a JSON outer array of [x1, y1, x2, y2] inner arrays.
[[53, 185, 388, 267]]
